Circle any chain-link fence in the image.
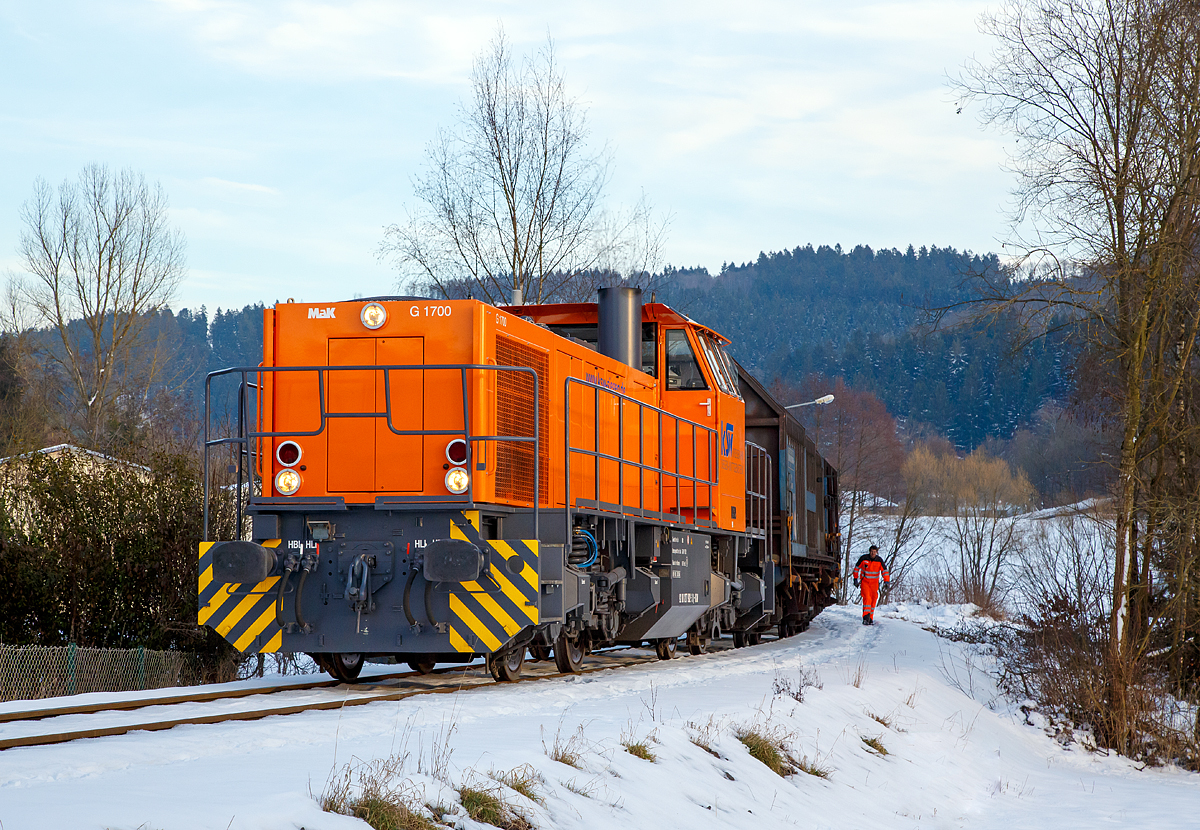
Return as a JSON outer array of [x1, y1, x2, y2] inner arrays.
[[0, 644, 205, 703]]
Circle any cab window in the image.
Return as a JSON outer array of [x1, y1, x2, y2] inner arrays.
[[641, 323, 658, 378], [697, 333, 738, 397], [665, 329, 708, 390]]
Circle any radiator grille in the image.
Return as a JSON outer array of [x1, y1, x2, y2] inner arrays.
[[494, 335, 549, 503]]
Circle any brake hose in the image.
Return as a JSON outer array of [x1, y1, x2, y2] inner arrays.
[[275, 562, 294, 621], [294, 560, 312, 629]]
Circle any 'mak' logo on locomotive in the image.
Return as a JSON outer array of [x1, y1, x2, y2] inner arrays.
[[307, 307, 336, 319]]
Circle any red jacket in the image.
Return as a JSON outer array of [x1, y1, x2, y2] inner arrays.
[[853, 553, 890, 583]]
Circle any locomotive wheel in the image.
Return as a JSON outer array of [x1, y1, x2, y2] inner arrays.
[[529, 644, 553, 662], [654, 638, 678, 660], [407, 660, 435, 675], [327, 652, 364, 682], [732, 631, 747, 649], [687, 631, 708, 655], [747, 631, 762, 646], [488, 648, 525, 682], [554, 632, 585, 674]]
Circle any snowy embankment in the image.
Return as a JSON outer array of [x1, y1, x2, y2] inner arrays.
[[3, 605, 1198, 830]]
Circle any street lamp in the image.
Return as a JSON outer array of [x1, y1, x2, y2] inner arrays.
[[785, 394, 834, 410]]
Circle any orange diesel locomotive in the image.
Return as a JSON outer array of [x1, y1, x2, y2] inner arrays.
[[199, 288, 840, 681]]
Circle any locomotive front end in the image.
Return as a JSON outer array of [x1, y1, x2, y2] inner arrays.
[[199, 297, 555, 680]]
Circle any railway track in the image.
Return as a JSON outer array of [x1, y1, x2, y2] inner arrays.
[[0, 640, 741, 751]]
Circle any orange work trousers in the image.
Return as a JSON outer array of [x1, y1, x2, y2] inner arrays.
[[861, 580, 880, 619]]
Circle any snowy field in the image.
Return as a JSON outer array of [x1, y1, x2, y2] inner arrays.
[[2, 604, 1198, 830]]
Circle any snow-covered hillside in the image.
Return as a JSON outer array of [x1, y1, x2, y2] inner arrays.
[[2, 604, 1197, 830]]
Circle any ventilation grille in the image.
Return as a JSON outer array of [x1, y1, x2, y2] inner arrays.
[[494, 335, 550, 504]]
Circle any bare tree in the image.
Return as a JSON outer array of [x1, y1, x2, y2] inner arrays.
[[908, 445, 1035, 611], [381, 29, 666, 304], [954, 0, 1200, 682], [11, 164, 186, 448]]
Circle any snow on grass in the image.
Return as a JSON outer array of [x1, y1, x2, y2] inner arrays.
[[2, 605, 1198, 829]]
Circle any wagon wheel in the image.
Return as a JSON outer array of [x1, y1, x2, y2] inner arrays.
[[488, 648, 526, 682], [732, 631, 747, 649], [554, 631, 585, 674], [327, 652, 364, 682], [654, 638, 678, 660], [407, 660, 436, 675], [529, 644, 553, 662]]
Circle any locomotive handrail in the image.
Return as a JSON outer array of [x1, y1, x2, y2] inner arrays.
[[202, 363, 539, 542], [745, 441, 773, 568], [563, 376, 719, 542]]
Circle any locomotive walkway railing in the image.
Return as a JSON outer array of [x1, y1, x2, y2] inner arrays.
[[202, 363, 539, 541], [745, 441, 773, 556], [563, 376, 719, 539]]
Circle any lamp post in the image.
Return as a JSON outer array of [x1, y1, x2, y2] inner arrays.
[[785, 394, 834, 409], [785, 393, 836, 598]]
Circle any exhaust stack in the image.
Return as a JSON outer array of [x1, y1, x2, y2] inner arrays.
[[597, 286, 643, 369]]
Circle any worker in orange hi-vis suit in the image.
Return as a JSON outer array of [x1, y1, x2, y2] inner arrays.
[[853, 545, 890, 626]]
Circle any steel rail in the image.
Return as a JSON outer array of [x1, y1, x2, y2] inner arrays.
[[0, 670, 423, 725], [0, 641, 745, 751]]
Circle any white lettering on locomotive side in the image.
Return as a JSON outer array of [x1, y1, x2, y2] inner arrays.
[[407, 305, 453, 318], [678, 592, 700, 604], [307, 307, 336, 319]]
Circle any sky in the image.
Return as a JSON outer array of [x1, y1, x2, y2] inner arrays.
[[0, 0, 1011, 313]]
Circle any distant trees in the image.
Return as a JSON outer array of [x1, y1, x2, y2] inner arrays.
[[659, 245, 1080, 452], [381, 29, 665, 304], [9, 164, 186, 450]]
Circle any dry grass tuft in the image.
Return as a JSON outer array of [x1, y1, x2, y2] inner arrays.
[[457, 785, 532, 830], [319, 755, 438, 830], [861, 735, 889, 755], [773, 663, 824, 702], [490, 764, 545, 805], [543, 721, 587, 768], [845, 659, 868, 688], [622, 739, 656, 762], [687, 716, 723, 758], [733, 726, 798, 777], [867, 711, 892, 728], [795, 755, 833, 778], [561, 776, 600, 799]]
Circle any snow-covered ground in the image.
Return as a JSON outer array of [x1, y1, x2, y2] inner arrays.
[[2, 604, 1198, 830]]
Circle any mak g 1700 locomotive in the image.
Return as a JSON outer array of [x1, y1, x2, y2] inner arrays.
[[199, 288, 840, 681]]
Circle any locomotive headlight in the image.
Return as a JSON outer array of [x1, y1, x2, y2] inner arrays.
[[444, 467, 470, 495], [360, 302, 387, 330], [275, 468, 302, 496]]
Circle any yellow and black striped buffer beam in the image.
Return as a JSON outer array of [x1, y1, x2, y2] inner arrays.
[[447, 511, 540, 654], [198, 541, 283, 654]]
